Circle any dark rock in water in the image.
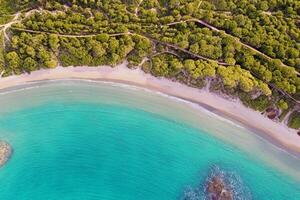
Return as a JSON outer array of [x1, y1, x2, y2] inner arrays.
[[181, 166, 252, 200], [297, 131, 300, 136], [206, 176, 233, 200], [0, 141, 12, 167]]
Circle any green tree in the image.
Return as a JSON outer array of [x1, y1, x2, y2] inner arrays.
[[49, 34, 60, 52], [26, 46, 36, 57], [23, 57, 38, 72], [6, 51, 21, 74], [277, 99, 288, 110], [183, 59, 196, 71]]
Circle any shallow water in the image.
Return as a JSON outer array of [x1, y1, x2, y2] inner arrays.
[[0, 80, 299, 199]]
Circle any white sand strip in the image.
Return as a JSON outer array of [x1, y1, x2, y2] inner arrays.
[[0, 63, 299, 156]]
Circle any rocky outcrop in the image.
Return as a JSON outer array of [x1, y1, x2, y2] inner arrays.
[[0, 141, 12, 167], [206, 176, 233, 200], [181, 166, 251, 200]]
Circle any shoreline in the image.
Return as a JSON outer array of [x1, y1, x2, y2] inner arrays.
[[0, 63, 299, 158]]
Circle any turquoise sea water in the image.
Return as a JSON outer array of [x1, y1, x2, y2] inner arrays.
[[0, 80, 299, 199]]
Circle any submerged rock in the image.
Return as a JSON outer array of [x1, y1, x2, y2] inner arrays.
[[181, 166, 252, 200], [0, 141, 12, 167], [206, 176, 233, 200]]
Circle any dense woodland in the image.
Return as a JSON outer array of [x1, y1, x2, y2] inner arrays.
[[0, 0, 300, 130]]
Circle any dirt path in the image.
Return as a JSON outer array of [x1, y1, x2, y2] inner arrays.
[[10, 25, 227, 65], [0, 8, 44, 48], [1, 12, 21, 42], [11, 28, 132, 38], [163, 18, 299, 75], [134, 0, 143, 16]]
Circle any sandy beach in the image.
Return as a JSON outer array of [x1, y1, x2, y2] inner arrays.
[[0, 63, 299, 156]]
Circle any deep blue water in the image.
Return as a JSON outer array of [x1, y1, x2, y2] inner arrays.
[[0, 81, 299, 199]]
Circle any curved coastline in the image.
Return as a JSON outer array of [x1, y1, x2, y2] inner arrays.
[[0, 63, 299, 158]]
